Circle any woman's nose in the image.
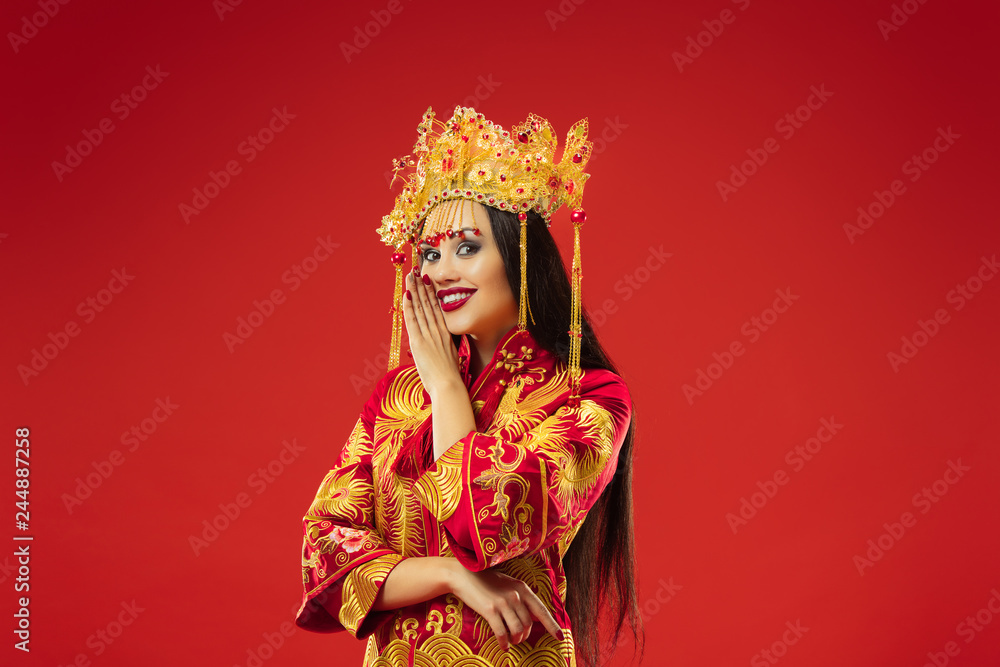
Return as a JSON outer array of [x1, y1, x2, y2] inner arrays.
[[433, 250, 459, 282]]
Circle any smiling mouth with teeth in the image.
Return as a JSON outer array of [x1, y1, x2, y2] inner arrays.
[[439, 290, 476, 312], [442, 291, 473, 304]]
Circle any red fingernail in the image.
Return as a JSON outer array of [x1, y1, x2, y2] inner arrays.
[[405, 290, 411, 300], [421, 274, 430, 285]]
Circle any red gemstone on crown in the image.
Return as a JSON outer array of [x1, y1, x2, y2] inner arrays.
[[518, 133, 529, 143]]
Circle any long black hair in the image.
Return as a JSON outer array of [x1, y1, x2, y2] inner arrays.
[[485, 205, 644, 667]]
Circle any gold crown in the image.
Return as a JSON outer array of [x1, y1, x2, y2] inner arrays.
[[377, 106, 593, 250]]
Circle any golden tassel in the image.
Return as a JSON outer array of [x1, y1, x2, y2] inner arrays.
[[518, 211, 529, 332], [387, 251, 406, 371], [567, 210, 586, 406]]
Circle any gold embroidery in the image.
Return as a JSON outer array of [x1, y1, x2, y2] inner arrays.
[[495, 345, 534, 373], [368, 628, 577, 666], [372, 368, 432, 558], [412, 442, 465, 521], [306, 416, 375, 521], [424, 593, 465, 636], [488, 366, 568, 439], [339, 553, 405, 635]]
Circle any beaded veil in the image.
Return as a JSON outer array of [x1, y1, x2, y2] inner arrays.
[[376, 106, 594, 405]]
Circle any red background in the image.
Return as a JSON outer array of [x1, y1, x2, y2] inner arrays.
[[3, 0, 999, 665]]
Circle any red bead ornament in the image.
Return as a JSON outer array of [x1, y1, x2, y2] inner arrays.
[[572, 153, 583, 163], [445, 229, 454, 238], [570, 209, 587, 225], [518, 212, 527, 222], [390, 252, 406, 264], [518, 132, 529, 143]]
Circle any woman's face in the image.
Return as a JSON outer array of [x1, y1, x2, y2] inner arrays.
[[418, 200, 518, 342]]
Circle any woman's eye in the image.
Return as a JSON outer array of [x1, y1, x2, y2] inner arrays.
[[421, 243, 478, 262]]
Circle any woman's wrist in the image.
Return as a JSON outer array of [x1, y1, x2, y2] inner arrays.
[[436, 556, 462, 595]]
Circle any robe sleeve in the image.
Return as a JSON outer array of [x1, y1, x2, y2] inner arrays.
[[295, 376, 404, 637], [411, 370, 632, 571]]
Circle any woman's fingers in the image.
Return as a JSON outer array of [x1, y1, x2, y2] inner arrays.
[[425, 276, 451, 344], [499, 601, 527, 646], [412, 274, 432, 328], [404, 272, 434, 343], [483, 611, 511, 652], [511, 603, 533, 644], [520, 585, 563, 642]]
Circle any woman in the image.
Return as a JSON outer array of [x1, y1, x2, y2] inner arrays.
[[295, 106, 642, 667]]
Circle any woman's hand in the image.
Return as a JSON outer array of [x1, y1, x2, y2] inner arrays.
[[445, 561, 563, 651], [403, 270, 462, 396]]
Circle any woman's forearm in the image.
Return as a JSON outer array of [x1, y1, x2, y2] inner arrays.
[[429, 380, 477, 461], [371, 556, 457, 611]]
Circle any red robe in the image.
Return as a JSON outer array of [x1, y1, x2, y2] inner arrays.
[[295, 324, 632, 666]]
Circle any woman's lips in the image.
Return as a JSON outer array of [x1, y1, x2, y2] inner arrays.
[[440, 291, 475, 312]]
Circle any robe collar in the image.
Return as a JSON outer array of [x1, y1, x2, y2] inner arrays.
[[455, 324, 550, 400]]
